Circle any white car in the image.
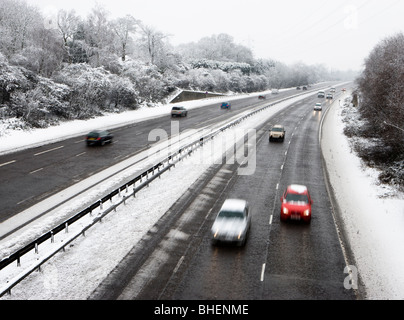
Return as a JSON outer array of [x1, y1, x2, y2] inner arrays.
[[211, 199, 251, 246], [269, 124, 286, 142], [314, 103, 322, 111]]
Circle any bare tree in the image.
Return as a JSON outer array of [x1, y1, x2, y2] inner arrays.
[[110, 15, 137, 61], [85, 4, 114, 67], [57, 9, 80, 63], [138, 23, 169, 65]]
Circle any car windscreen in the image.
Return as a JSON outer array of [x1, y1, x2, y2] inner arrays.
[[218, 210, 244, 219], [172, 107, 181, 110], [87, 132, 100, 138], [285, 193, 309, 204], [272, 128, 283, 132]]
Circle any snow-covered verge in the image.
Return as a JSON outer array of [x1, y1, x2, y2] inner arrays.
[[321, 92, 404, 299]]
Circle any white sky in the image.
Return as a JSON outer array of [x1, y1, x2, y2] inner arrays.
[[29, 0, 404, 71]]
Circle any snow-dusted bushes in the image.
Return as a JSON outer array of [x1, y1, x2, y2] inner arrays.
[[53, 63, 138, 118]]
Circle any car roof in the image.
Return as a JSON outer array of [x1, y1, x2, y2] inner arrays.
[[287, 184, 308, 194], [273, 124, 284, 128], [220, 199, 247, 212]]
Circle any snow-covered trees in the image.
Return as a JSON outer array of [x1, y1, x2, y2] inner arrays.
[[355, 32, 404, 188], [0, 0, 352, 131]]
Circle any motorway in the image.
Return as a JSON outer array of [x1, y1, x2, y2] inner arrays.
[[89, 84, 357, 300], [0, 85, 325, 236]]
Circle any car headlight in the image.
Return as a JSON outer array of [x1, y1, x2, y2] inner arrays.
[[283, 207, 289, 214], [304, 209, 310, 216]]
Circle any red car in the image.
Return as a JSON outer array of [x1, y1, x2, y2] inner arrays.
[[280, 184, 312, 223]]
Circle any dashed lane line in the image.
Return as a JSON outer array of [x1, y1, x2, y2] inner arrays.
[[34, 145, 64, 156], [0, 160, 16, 167]]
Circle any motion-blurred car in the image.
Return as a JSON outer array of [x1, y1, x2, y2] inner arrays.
[[271, 89, 279, 94], [330, 87, 336, 93], [269, 124, 286, 142], [86, 130, 113, 146], [302, 86, 308, 90], [317, 91, 325, 98], [211, 199, 251, 246], [280, 184, 312, 223], [171, 106, 188, 117], [314, 103, 322, 111], [258, 95, 266, 100], [326, 93, 333, 100], [220, 102, 231, 109]]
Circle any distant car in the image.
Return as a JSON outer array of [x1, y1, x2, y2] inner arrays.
[[211, 199, 251, 246], [314, 103, 322, 111], [326, 93, 333, 100], [317, 91, 325, 98], [220, 102, 231, 109], [271, 89, 279, 94], [269, 124, 286, 142], [280, 184, 312, 223], [296, 86, 301, 90], [171, 106, 188, 117], [86, 130, 113, 146], [330, 87, 336, 93], [302, 86, 308, 91], [342, 88, 346, 92], [258, 95, 266, 100]]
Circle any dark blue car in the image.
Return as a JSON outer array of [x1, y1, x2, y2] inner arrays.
[[220, 102, 231, 109]]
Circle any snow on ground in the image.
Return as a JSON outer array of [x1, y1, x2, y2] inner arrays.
[[321, 94, 404, 299], [0, 87, 403, 299]]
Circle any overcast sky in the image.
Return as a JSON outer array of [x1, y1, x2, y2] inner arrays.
[[30, 0, 404, 71]]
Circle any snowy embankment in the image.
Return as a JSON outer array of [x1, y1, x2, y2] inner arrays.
[[321, 93, 404, 299]]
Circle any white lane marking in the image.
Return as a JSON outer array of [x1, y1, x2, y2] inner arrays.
[[34, 145, 64, 156], [269, 214, 273, 225], [0, 160, 16, 167], [260, 264, 266, 282], [76, 152, 86, 157], [29, 168, 44, 174], [173, 256, 185, 274]]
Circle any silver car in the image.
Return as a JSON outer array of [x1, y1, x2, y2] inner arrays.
[[211, 199, 251, 246], [171, 106, 188, 117]]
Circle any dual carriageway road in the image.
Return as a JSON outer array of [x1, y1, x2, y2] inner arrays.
[[88, 85, 358, 300], [0, 83, 358, 299]]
